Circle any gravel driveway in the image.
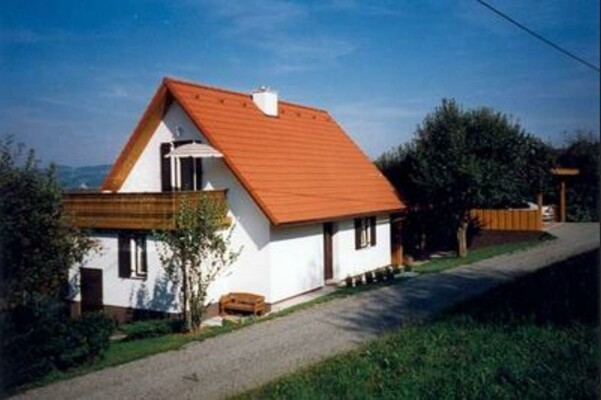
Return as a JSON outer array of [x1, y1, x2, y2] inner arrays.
[[13, 223, 599, 400]]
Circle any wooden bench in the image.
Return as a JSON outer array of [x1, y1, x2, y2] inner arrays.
[[219, 292, 266, 316]]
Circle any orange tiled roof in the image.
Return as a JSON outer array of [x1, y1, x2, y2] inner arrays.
[[103, 77, 404, 225]]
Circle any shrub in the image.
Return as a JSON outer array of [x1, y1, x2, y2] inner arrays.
[[76, 313, 115, 359], [120, 318, 183, 341], [365, 271, 375, 284], [1, 303, 114, 390], [345, 276, 353, 287], [52, 312, 113, 369], [375, 269, 386, 281]]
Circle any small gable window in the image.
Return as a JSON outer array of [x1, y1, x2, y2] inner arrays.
[[118, 233, 148, 279], [354, 217, 376, 249]]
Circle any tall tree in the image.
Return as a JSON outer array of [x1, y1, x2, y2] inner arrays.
[[0, 137, 98, 309], [556, 131, 599, 222], [378, 99, 552, 257], [156, 195, 240, 332]]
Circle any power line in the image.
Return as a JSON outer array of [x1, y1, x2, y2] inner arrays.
[[475, 0, 600, 73]]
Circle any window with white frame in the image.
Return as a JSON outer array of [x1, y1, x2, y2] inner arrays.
[[354, 217, 376, 249], [118, 233, 147, 279]]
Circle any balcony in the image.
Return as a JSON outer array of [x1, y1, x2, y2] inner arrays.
[[63, 190, 228, 230]]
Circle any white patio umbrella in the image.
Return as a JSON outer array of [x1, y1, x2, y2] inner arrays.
[[164, 142, 223, 159], [165, 142, 223, 191]]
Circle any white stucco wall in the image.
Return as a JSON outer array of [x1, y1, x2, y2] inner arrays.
[[333, 215, 391, 279], [72, 233, 181, 313], [77, 102, 272, 312], [120, 103, 204, 193], [269, 224, 324, 303]]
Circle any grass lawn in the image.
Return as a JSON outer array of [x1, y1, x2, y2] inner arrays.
[[413, 233, 554, 274], [235, 250, 599, 400], [13, 282, 393, 393], [12, 234, 555, 394]]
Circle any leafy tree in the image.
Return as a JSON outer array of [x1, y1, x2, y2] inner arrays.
[[156, 195, 240, 332], [556, 131, 599, 222], [0, 137, 99, 310], [0, 137, 106, 390], [377, 99, 552, 257]]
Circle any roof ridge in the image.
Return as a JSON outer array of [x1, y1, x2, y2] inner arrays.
[[163, 76, 252, 98], [163, 76, 327, 114], [279, 101, 327, 114]]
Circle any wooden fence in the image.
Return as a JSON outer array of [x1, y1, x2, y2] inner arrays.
[[469, 208, 542, 232]]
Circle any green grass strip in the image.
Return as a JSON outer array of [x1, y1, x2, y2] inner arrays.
[[413, 233, 554, 274], [14, 234, 553, 393], [235, 250, 599, 400]]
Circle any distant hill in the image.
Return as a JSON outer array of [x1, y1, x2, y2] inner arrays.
[[56, 164, 112, 190]]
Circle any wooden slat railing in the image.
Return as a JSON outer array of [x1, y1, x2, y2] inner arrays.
[[63, 190, 228, 230], [470, 208, 542, 232]]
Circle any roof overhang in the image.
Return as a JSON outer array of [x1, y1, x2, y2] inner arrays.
[[274, 207, 405, 227]]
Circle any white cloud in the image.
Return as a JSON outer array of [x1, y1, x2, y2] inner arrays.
[[333, 100, 425, 120], [331, 99, 428, 157], [195, 0, 356, 72], [456, 0, 586, 37], [208, 0, 307, 36], [100, 85, 129, 99], [0, 28, 74, 44], [0, 28, 114, 44], [319, 0, 399, 16], [35, 95, 133, 118]]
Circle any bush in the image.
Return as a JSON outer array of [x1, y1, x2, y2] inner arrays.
[[75, 313, 114, 360], [120, 319, 183, 341], [0, 303, 114, 389], [53, 312, 113, 370]]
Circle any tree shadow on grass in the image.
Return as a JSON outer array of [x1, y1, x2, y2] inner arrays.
[[318, 250, 599, 343], [317, 266, 515, 342], [449, 250, 599, 326]]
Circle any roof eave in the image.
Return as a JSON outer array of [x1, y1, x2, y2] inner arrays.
[[273, 206, 406, 228]]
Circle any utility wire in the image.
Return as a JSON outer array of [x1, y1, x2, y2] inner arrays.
[[475, 0, 600, 72]]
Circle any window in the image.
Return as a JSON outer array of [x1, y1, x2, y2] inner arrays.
[[118, 233, 147, 279], [354, 217, 376, 249], [179, 156, 202, 191], [160, 141, 203, 192]]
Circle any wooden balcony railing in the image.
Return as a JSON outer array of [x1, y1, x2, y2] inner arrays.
[[63, 190, 228, 230]]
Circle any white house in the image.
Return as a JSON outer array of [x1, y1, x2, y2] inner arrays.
[[66, 77, 405, 321]]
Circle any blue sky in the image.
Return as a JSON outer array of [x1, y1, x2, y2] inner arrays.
[[0, 0, 599, 166]]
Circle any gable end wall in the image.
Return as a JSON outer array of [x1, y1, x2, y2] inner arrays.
[[85, 102, 273, 307]]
